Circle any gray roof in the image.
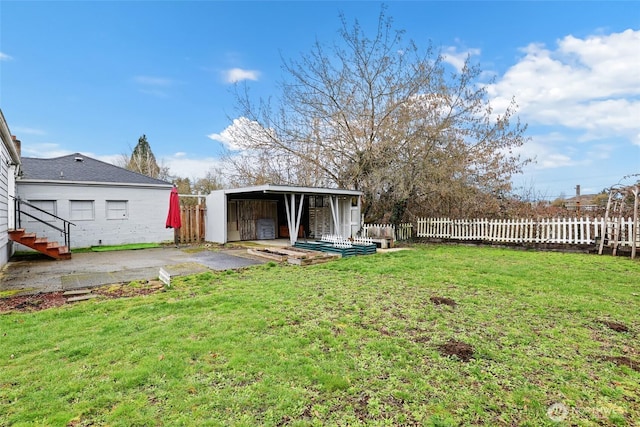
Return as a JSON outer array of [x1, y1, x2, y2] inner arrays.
[[20, 153, 171, 186]]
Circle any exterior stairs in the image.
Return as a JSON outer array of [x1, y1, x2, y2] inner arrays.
[[8, 229, 72, 260]]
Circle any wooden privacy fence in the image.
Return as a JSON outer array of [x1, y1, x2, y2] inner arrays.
[[178, 204, 206, 243], [415, 217, 640, 248]]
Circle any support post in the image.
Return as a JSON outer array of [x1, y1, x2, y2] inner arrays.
[[284, 193, 305, 246], [599, 190, 613, 255], [632, 186, 639, 259], [329, 196, 339, 236]]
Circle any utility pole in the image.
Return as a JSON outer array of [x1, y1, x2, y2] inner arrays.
[[575, 184, 581, 214]]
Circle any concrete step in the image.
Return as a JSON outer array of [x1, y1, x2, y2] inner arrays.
[[63, 289, 92, 296], [66, 294, 100, 303]]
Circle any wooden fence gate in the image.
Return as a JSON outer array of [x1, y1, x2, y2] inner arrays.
[[178, 204, 206, 244]]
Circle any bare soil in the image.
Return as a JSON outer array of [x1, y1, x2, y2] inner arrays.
[[0, 281, 166, 313], [430, 296, 457, 307], [0, 292, 67, 313], [601, 355, 640, 372], [599, 320, 630, 333], [437, 339, 474, 362]]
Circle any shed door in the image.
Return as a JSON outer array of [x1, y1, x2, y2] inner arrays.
[[350, 196, 360, 237]]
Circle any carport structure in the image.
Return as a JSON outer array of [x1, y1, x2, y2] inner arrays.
[[205, 185, 363, 245]]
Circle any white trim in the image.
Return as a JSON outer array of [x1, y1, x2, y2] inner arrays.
[[223, 184, 362, 197], [0, 110, 20, 165], [18, 179, 171, 189]]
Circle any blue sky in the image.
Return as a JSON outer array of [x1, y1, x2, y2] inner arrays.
[[1, 1, 638, 200]]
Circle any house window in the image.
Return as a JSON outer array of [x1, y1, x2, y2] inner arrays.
[[70, 200, 94, 221], [311, 196, 325, 208], [106, 200, 128, 220], [27, 200, 56, 223]]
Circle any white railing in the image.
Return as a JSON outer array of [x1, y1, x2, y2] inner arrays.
[[415, 217, 639, 247], [320, 234, 375, 248], [351, 236, 374, 246], [321, 234, 352, 248]]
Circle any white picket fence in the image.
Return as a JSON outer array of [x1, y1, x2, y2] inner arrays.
[[415, 217, 639, 247]]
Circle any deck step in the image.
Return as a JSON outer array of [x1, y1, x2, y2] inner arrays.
[[9, 229, 72, 260]]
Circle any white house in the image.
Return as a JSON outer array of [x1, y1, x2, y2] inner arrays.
[[0, 110, 22, 267], [206, 184, 363, 245], [16, 153, 174, 250]]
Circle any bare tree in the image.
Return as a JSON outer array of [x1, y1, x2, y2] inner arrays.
[[226, 6, 530, 221], [193, 170, 225, 195]]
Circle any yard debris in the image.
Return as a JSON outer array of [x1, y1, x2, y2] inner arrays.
[[0, 292, 66, 312]]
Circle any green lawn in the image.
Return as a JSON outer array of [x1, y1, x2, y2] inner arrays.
[[1, 245, 638, 426]]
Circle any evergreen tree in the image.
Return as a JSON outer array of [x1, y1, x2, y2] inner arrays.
[[127, 134, 161, 178]]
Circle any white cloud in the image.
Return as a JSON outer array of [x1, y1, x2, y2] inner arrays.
[[442, 46, 481, 72], [133, 75, 176, 97], [512, 130, 619, 175], [0, 52, 13, 61], [162, 154, 224, 180], [207, 116, 273, 151], [487, 29, 640, 147], [94, 153, 124, 165], [511, 134, 575, 170], [133, 76, 174, 86], [12, 126, 46, 136], [20, 145, 125, 166], [20, 143, 71, 158], [224, 68, 260, 83]]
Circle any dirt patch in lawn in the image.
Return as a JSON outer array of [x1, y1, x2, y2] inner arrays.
[[598, 320, 630, 333], [0, 292, 67, 313], [437, 339, 474, 362], [601, 355, 640, 372], [0, 281, 166, 313], [92, 281, 166, 299], [430, 296, 457, 307]]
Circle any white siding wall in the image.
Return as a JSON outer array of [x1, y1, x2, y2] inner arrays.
[[205, 190, 362, 243], [0, 142, 11, 265], [16, 182, 174, 249], [205, 190, 227, 243], [338, 197, 353, 238]]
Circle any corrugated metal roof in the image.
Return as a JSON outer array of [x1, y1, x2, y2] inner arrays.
[[19, 153, 171, 186]]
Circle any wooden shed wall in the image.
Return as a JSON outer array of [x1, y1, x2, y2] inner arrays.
[[237, 200, 278, 240]]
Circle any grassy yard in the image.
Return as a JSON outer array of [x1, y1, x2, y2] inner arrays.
[[0, 245, 638, 426]]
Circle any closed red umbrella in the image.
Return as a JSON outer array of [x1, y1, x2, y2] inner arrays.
[[166, 187, 181, 246]]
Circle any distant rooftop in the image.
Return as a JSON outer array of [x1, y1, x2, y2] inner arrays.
[[20, 153, 171, 186]]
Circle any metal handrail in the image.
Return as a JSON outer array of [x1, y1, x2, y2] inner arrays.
[[11, 196, 76, 249]]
